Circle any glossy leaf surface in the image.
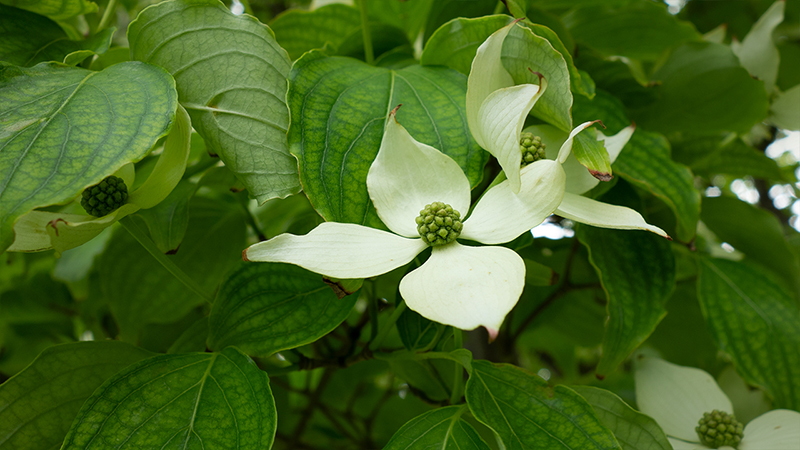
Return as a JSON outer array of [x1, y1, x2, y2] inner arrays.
[[383, 406, 491, 450]]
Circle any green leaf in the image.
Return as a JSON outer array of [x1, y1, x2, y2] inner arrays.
[[701, 195, 800, 296], [633, 42, 770, 134], [501, 22, 573, 132], [128, 0, 300, 204], [397, 307, 441, 351], [522, 21, 595, 100], [0, 61, 177, 253], [578, 216, 675, 376], [731, 0, 784, 93], [466, 360, 622, 450], [0, 341, 154, 450], [366, 0, 433, 43], [423, 0, 497, 43], [269, 4, 360, 60], [697, 257, 800, 410], [0, 5, 113, 67], [769, 84, 800, 131], [384, 405, 491, 450], [131, 179, 197, 253], [563, 1, 700, 60], [101, 196, 245, 341], [168, 317, 210, 354], [504, 0, 526, 18], [523, 258, 556, 286], [288, 52, 485, 226], [61, 347, 277, 449], [689, 137, 784, 181], [571, 386, 672, 450], [572, 130, 612, 180], [208, 262, 359, 356], [0, 0, 97, 21], [421, 15, 515, 76]]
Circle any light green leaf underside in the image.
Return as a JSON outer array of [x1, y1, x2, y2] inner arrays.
[[466, 360, 622, 450], [501, 23, 573, 132], [288, 51, 485, 227], [269, 3, 360, 60], [383, 406, 491, 450], [128, 0, 299, 204], [769, 84, 800, 131], [0, 61, 177, 252], [697, 257, 800, 411], [0, 5, 113, 67], [572, 386, 672, 450], [421, 15, 514, 76], [572, 131, 612, 178], [0, 341, 154, 450], [0, 0, 97, 21], [207, 262, 359, 356], [101, 197, 245, 341], [61, 347, 277, 450], [579, 222, 674, 377]]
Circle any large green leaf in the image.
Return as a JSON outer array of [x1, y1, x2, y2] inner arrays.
[[269, 4, 360, 60], [697, 258, 800, 410], [563, 0, 700, 60], [466, 360, 622, 450], [687, 137, 784, 182], [0, 61, 177, 252], [0, 5, 113, 67], [0, 341, 153, 450], [130, 179, 197, 253], [128, 0, 300, 204], [288, 51, 485, 227], [578, 212, 675, 376], [571, 386, 672, 450], [383, 406, 491, 450], [207, 262, 359, 356], [0, 0, 97, 21], [633, 42, 770, 134], [61, 347, 277, 449], [100, 196, 245, 341], [501, 22, 573, 132], [701, 196, 800, 295], [574, 91, 700, 242]]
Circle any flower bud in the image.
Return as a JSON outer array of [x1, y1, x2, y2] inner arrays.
[[81, 175, 129, 217], [696, 410, 744, 448], [415, 201, 462, 246]]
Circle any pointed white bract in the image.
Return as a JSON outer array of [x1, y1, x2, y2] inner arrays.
[[466, 22, 546, 193], [556, 193, 669, 238], [635, 355, 800, 450], [244, 110, 555, 334], [367, 113, 471, 238], [399, 242, 525, 334]]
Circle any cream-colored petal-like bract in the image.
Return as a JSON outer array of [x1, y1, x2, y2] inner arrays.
[[243, 222, 428, 279], [667, 438, 709, 450], [476, 84, 545, 193], [739, 409, 800, 450], [556, 193, 669, 238], [461, 159, 565, 245], [597, 125, 635, 164], [466, 23, 516, 149], [635, 356, 733, 442], [367, 111, 471, 238], [399, 242, 525, 337]]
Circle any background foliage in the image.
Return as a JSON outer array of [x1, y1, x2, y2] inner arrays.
[[1, 0, 799, 449]]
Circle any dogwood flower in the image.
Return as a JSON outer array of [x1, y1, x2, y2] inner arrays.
[[244, 108, 566, 338], [466, 23, 668, 238], [635, 355, 800, 450]]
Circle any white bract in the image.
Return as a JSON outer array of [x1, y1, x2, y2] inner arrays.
[[244, 110, 566, 338], [635, 355, 800, 450], [467, 23, 668, 238]]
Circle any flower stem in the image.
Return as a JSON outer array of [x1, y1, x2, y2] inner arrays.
[[120, 216, 214, 304], [97, 0, 118, 32], [369, 300, 407, 351], [358, 0, 374, 64], [450, 328, 464, 404]]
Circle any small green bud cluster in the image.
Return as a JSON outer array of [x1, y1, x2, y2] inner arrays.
[[81, 175, 128, 217], [696, 410, 744, 448], [415, 202, 463, 246], [520, 132, 546, 166]]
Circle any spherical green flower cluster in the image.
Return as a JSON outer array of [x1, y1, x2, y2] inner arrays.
[[81, 175, 128, 217], [696, 410, 744, 448], [519, 132, 546, 166], [415, 202, 463, 246]]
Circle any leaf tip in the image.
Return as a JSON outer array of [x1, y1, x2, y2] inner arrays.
[[242, 248, 250, 262], [588, 169, 613, 182], [389, 104, 403, 119]]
